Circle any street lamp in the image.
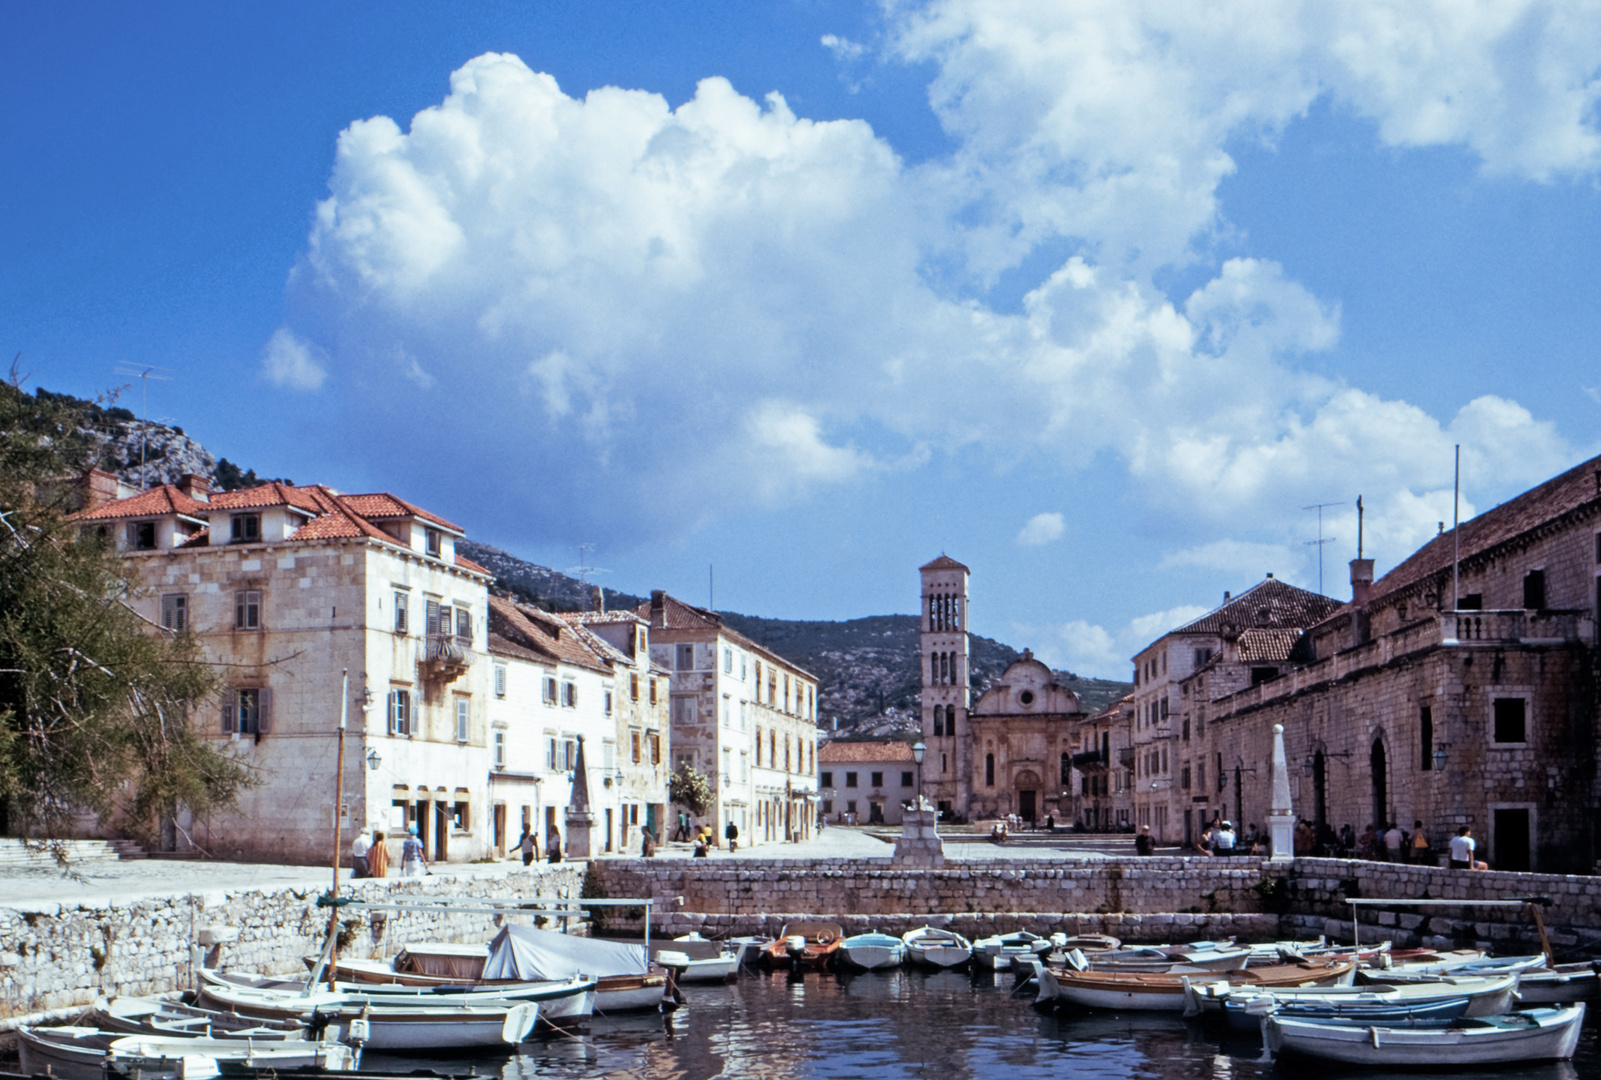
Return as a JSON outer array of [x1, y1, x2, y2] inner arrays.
[[366, 748, 382, 772], [911, 740, 926, 811], [1432, 744, 1450, 771]]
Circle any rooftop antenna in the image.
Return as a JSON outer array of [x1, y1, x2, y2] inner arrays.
[[113, 364, 173, 490], [1452, 445, 1461, 611], [1302, 502, 1340, 595], [709, 563, 714, 613], [1356, 495, 1364, 559], [563, 543, 610, 611]]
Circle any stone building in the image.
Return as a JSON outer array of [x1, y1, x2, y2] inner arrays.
[[1066, 692, 1135, 831], [637, 591, 820, 847], [1192, 454, 1601, 872], [484, 599, 669, 859], [1130, 578, 1342, 845], [818, 741, 920, 825], [72, 476, 495, 864], [916, 556, 1086, 823]]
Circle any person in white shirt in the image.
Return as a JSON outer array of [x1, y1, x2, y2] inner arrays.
[[351, 830, 372, 878], [1448, 825, 1477, 869], [1383, 822, 1404, 861], [1211, 820, 1237, 857]]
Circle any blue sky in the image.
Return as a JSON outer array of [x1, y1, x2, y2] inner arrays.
[[6, 2, 1600, 678]]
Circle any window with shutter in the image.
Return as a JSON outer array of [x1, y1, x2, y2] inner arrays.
[[161, 594, 188, 631], [455, 607, 470, 641], [426, 600, 442, 636], [394, 592, 408, 634], [235, 590, 261, 630], [493, 731, 506, 768], [222, 702, 236, 734], [256, 688, 272, 734], [494, 665, 506, 697], [455, 699, 469, 742]]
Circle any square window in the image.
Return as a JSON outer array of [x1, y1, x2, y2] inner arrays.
[[676, 644, 695, 670], [127, 520, 157, 550], [425, 528, 442, 557], [901, 771, 913, 787], [229, 514, 259, 543], [820, 770, 833, 787], [1493, 697, 1527, 743], [234, 590, 261, 630], [561, 681, 577, 707], [845, 771, 858, 788], [160, 593, 188, 631], [870, 771, 884, 787]]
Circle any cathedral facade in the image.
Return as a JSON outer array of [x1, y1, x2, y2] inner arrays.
[[918, 556, 1086, 822]]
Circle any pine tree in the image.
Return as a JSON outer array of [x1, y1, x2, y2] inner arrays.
[[0, 372, 250, 847]]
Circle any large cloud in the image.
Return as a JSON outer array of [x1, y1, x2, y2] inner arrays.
[[269, 3, 1596, 553]]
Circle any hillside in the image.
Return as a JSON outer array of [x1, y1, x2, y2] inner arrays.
[[31, 383, 1131, 735]]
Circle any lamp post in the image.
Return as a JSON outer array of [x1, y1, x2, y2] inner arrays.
[[911, 740, 926, 811]]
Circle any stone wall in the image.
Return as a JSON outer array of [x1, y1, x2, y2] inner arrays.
[[0, 865, 582, 1025]]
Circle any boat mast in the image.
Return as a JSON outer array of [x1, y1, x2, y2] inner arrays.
[[328, 669, 350, 989]]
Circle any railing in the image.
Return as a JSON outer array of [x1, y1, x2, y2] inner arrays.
[[1072, 750, 1103, 768], [1441, 610, 1589, 644]]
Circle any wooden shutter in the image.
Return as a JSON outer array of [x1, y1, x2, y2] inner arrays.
[[222, 700, 237, 734], [256, 688, 273, 734]]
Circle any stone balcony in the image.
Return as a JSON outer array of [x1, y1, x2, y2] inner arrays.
[[423, 633, 474, 685]]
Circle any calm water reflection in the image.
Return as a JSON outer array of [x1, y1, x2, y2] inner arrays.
[[368, 966, 1597, 1080]]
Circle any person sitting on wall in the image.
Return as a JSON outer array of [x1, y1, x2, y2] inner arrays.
[[1448, 825, 1478, 870], [1212, 820, 1237, 858]]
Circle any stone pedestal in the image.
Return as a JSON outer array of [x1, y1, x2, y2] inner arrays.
[[565, 809, 596, 860], [892, 803, 945, 868], [1268, 723, 1294, 862]]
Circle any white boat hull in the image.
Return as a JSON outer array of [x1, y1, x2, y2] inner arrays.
[[1264, 1003, 1587, 1066], [841, 944, 906, 971], [596, 984, 667, 1013], [909, 943, 972, 969], [1517, 965, 1600, 1004]]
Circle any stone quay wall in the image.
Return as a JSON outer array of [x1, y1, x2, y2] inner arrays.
[[0, 865, 582, 1025], [592, 855, 1601, 954]]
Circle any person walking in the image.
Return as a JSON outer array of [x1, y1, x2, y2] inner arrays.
[[1448, 825, 1476, 869], [1410, 820, 1431, 865], [547, 825, 563, 864], [401, 825, 427, 877], [1135, 824, 1155, 856], [519, 826, 536, 867], [1383, 822, 1404, 862], [725, 819, 739, 853], [351, 829, 372, 879], [641, 829, 657, 857], [367, 830, 389, 878]]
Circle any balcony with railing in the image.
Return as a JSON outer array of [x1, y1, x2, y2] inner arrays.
[[1440, 609, 1591, 645], [423, 632, 474, 684]]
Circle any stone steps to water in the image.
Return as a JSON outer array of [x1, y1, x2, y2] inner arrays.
[[0, 838, 147, 866]]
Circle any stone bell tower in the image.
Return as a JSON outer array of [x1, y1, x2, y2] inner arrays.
[[919, 555, 971, 817]]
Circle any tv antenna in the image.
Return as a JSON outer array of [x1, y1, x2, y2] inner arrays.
[[564, 543, 610, 610], [113, 364, 174, 490], [1302, 501, 1340, 595]]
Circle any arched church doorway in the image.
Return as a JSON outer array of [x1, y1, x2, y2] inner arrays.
[[1370, 738, 1388, 829]]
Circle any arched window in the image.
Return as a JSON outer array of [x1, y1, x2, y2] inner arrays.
[[985, 753, 995, 786], [1060, 752, 1071, 785], [933, 705, 945, 737]]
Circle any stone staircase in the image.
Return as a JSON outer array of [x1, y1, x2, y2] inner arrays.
[[0, 838, 147, 867]]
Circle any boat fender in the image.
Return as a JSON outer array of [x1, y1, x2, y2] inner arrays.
[[346, 1018, 369, 1046], [1369, 1027, 1380, 1048]]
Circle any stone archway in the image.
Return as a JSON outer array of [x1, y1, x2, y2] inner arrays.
[[1370, 737, 1389, 830], [1015, 769, 1041, 824]]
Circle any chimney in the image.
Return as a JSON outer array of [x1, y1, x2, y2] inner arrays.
[[1350, 558, 1375, 606], [177, 473, 211, 502], [82, 468, 120, 511], [650, 589, 666, 624], [594, 584, 605, 615], [1223, 591, 1231, 602]]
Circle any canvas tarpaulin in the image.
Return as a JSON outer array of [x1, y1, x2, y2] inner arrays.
[[482, 924, 648, 980]]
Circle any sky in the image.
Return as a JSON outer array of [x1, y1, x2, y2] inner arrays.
[[6, 1, 1601, 679]]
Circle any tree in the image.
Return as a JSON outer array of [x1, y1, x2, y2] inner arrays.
[[0, 373, 250, 846], [668, 762, 713, 818]]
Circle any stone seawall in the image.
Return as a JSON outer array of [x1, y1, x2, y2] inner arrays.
[[0, 865, 583, 1024], [591, 856, 1601, 954]]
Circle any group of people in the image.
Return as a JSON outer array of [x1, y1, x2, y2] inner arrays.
[[516, 825, 565, 865], [349, 825, 429, 879], [1290, 818, 1454, 864]]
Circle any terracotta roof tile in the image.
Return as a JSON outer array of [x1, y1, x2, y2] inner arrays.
[[819, 741, 916, 763], [636, 593, 819, 682], [919, 554, 970, 572], [209, 482, 325, 514], [487, 595, 611, 673], [340, 493, 463, 533], [70, 484, 209, 522], [1234, 627, 1303, 663], [455, 554, 490, 575], [1171, 578, 1342, 637]]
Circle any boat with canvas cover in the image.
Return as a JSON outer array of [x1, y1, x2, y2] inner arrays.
[[16, 1025, 359, 1080], [1357, 952, 1543, 984], [837, 933, 907, 971], [1035, 958, 1355, 1011], [479, 924, 671, 1013], [903, 927, 973, 970], [1262, 1003, 1587, 1066], [972, 932, 1050, 970], [1182, 974, 1518, 1027], [194, 982, 541, 1050]]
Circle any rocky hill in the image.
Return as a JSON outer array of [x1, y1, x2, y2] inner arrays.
[[32, 383, 1131, 733]]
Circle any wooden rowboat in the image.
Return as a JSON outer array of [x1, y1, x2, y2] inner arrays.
[[1262, 1003, 1587, 1066], [763, 921, 844, 970], [903, 927, 973, 970], [1039, 958, 1355, 1012]]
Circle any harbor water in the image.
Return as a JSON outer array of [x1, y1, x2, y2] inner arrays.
[[362, 965, 1600, 1080]]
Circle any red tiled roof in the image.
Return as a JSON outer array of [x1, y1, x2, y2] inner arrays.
[[1234, 627, 1303, 663], [636, 592, 819, 683], [1367, 450, 1601, 606], [70, 484, 209, 522], [340, 493, 463, 533], [920, 554, 970, 573], [209, 482, 326, 514], [819, 741, 915, 763], [487, 595, 611, 673], [455, 554, 490, 575], [1172, 578, 1342, 636]]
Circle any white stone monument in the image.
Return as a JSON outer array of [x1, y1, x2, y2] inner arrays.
[[1267, 723, 1294, 862], [892, 798, 946, 868]]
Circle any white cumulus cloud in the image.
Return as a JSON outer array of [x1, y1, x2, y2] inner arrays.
[[260, 328, 327, 390], [1016, 512, 1065, 546]]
